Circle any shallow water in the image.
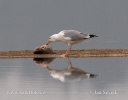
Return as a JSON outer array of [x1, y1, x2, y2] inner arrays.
[[0, 57, 128, 100]]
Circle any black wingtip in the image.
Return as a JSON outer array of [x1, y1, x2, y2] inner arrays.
[[89, 34, 99, 38]]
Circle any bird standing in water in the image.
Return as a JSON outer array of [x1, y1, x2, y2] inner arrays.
[[41, 30, 99, 57]]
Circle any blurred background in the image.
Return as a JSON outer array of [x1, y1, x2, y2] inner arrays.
[[0, 0, 128, 50]]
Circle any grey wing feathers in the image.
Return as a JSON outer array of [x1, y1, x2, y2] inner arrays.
[[63, 30, 89, 41]]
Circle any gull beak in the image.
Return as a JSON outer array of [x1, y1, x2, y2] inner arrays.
[[46, 40, 52, 45]]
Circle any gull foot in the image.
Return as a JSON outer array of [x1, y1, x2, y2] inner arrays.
[[61, 54, 69, 58]]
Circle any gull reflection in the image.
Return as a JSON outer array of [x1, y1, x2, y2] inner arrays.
[[33, 58, 97, 82]]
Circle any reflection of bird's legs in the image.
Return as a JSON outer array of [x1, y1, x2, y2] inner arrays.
[[66, 57, 73, 69], [61, 44, 72, 57]]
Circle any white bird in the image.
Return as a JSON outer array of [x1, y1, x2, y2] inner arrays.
[[41, 30, 99, 56]]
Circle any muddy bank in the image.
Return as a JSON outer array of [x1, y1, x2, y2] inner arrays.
[[0, 49, 128, 58]]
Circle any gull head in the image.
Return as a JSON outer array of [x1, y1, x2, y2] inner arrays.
[[49, 34, 60, 42]]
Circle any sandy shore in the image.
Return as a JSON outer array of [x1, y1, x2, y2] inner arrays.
[[0, 49, 128, 58]]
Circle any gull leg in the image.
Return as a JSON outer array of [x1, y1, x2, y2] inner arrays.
[[66, 44, 72, 55], [61, 44, 72, 57]]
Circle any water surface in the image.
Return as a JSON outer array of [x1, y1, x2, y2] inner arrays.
[[0, 57, 128, 100]]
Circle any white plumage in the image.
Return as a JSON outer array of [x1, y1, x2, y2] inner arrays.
[[41, 30, 99, 56]]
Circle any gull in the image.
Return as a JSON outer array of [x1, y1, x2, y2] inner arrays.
[[41, 30, 99, 56]]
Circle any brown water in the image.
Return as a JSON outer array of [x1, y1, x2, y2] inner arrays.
[[0, 57, 128, 100]]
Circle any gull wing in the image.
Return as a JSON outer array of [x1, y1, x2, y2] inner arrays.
[[61, 30, 88, 41]]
